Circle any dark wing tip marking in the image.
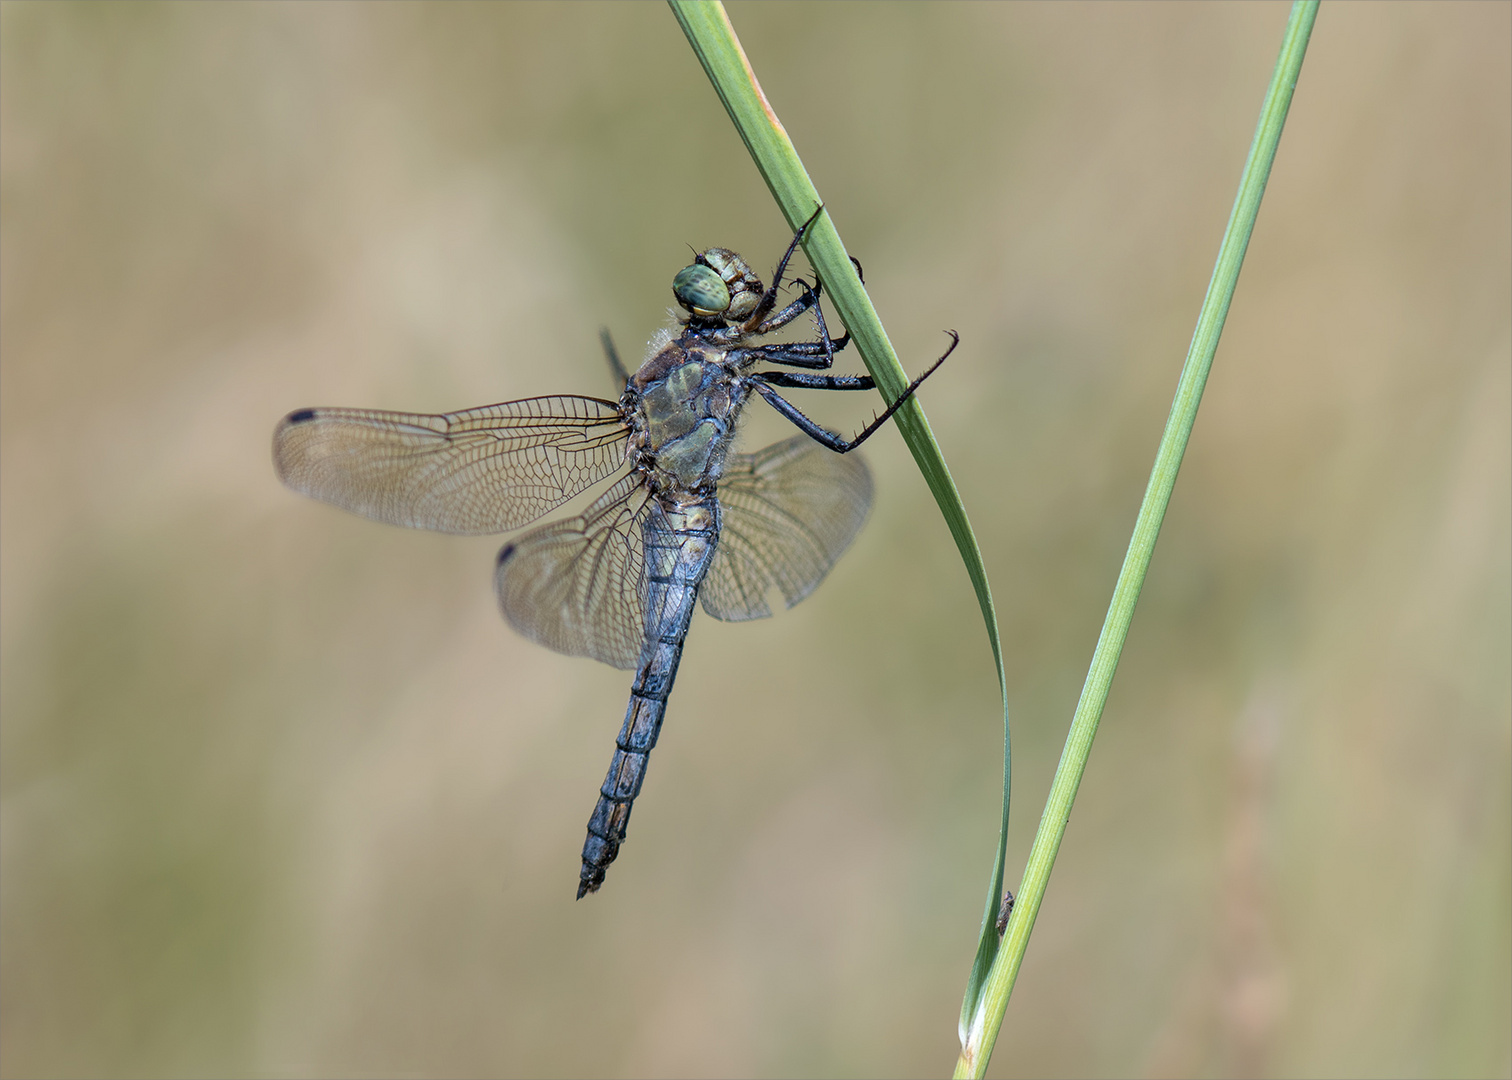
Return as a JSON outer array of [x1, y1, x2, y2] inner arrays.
[[496, 543, 516, 566], [285, 408, 318, 424]]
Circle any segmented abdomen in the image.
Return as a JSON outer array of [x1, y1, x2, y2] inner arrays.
[[577, 497, 719, 898]]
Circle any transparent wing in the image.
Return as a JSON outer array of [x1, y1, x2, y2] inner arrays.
[[494, 473, 651, 670], [702, 436, 873, 622], [273, 396, 629, 534]]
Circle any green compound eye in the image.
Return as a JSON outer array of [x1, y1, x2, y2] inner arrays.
[[672, 263, 731, 317]]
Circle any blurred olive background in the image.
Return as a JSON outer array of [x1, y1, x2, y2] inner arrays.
[[2, 2, 1507, 1077]]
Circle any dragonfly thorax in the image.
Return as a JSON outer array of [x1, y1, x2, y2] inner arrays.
[[627, 333, 752, 497]]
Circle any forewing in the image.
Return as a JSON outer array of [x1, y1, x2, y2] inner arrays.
[[702, 436, 873, 621], [494, 473, 650, 670], [273, 396, 629, 534]]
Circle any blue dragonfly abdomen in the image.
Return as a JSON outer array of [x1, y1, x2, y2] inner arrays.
[[580, 497, 719, 897]]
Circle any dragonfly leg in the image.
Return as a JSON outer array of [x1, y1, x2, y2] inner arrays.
[[600, 328, 630, 392], [788, 277, 841, 369], [761, 218, 864, 312], [751, 252, 863, 351], [753, 280, 823, 336], [758, 370, 874, 391], [756, 252, 863, 338], [743, 277, 853, 371], [752, 331, 958, 453], [765, 336, 854, 360], [729, 333, 854, 372], [743, 204, 825, 329]]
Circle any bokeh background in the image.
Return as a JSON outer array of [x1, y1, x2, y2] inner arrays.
[[2, 3, 1507, 1077]]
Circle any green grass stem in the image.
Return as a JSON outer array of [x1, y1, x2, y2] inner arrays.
[[954, 3, 1319, 1075], [668, 0, 1017, 1045]]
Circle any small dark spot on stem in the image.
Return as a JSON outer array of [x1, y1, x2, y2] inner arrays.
[[996, 890, 1015, 935]]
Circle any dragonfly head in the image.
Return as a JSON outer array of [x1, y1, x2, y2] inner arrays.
[[673, 248, 763, 324]]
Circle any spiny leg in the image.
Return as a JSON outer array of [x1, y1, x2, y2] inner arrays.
[[730, 336, 855, 371], [750, 252, 865, 355], [743, 204, 826, 329], [746, 281, 847, 372], [769, 224, 864, 306], [765, 254, 862, 336], [754, 278, 824, 335], [750, 272, 859, 368], [751, 331, 959, 453], [787, 277, 842, 368], [758, 370, 873, 391]]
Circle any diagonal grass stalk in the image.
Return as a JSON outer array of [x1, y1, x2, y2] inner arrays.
[[955, 3, 1320, 1075], [668, 0, 1017, 1042]]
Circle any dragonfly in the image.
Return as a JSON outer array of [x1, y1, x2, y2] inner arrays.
[[273, 209, 955, 898]]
